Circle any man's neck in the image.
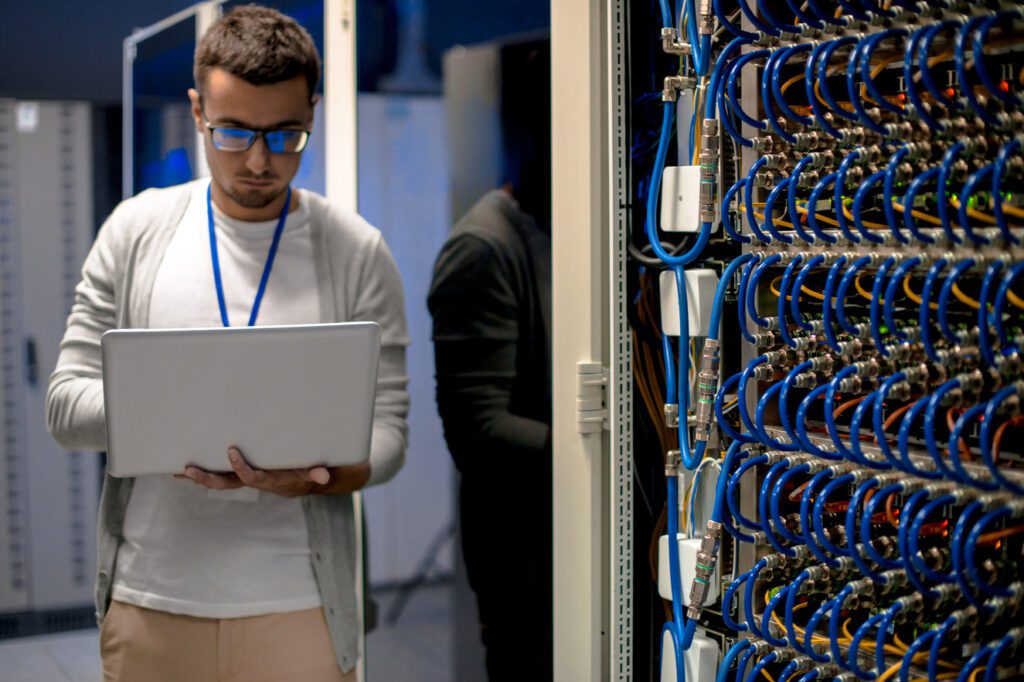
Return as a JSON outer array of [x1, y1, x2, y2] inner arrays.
[[210, 181, 299, 222]]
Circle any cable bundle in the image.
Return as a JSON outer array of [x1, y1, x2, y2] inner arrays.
[[640, 1, 1024, 680]]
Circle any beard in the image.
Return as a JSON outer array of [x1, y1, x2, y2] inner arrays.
[[224, 182, 286, 209]]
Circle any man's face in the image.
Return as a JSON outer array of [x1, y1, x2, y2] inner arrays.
[[189, 68, 314, 218]]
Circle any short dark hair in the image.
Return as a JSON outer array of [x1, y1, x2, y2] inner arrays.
[[194, 4, 321, 101]]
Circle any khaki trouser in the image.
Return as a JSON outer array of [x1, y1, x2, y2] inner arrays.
[[101, 600, 354, 682]]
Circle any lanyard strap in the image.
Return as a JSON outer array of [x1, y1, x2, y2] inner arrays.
[[206, 183, 292, 327]]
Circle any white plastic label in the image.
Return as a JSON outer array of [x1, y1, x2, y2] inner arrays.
[[659, 269, 719, 337], [660, 165, 703, 232]]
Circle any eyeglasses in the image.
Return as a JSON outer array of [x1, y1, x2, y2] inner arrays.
[[206, 124, 311, 154]]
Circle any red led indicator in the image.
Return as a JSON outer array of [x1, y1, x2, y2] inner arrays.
[[1001, 80, 1011, 93], [946, 87, 956, 99]]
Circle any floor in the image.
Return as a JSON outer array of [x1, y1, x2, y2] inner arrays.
[[0, 582, 454, 682]]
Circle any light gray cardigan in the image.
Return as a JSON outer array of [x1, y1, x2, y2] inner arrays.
[[45, 179, 410, 673]]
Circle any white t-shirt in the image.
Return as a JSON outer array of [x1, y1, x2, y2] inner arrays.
[[112, 180, 322, 618]]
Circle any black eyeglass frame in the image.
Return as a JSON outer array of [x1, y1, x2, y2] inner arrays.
[[204, 121, 312, 154]]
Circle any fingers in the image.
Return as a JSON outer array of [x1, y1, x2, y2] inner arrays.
[[184, 467, 243, 490], [308, 467, 330, 486], [228, 447, 265, 487]]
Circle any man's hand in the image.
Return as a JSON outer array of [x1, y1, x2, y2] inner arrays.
[[182, 447, 370, 497]]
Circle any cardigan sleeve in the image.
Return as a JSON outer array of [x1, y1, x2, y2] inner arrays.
[[350, 232, 410, 487], [46, 202, 128, 451]]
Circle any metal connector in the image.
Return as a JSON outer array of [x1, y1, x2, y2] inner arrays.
[[663, 75, 694, 102], [660, 27, 691, 56], [665, 450, 681, 477], [664, 403, 679, 429], [694, 339, 720, 443]]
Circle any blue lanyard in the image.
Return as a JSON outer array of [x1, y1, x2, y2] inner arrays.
[[206, 183, 292, 327]]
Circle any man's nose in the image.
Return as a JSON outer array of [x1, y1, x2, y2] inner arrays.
[[244, 136, 272, 175]]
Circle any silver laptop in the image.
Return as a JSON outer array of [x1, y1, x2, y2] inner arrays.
[[101, 322, 380, 478]]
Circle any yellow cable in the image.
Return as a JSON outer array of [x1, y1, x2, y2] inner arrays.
[[793, 203, 841, 227], [769, 275, 826, 301], [1009, 288, 1024, 310], [854, 273, 882, 305], [950, 197, 998, 225], [903, 275, 939, 310], [952, 282, 982, 310], [1001, 202, 1024, 219], [891, 201, 944, 226], [737, 204, 797, 230]]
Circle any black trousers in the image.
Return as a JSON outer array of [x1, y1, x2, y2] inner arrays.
[[459, 474, 552, 681]]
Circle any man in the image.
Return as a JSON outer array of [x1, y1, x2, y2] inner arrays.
[[46, 6, 408, 681], [427, 40, 551, 680]]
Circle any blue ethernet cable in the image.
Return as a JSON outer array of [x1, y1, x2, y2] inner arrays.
[[729, 453, 768, 531], [937, 259, 975, 344], [927, 616, 960, 681], [979, 385, 1024, 495], [788, 156, 820, 244], [812, 473, 855, 557], [822, 367, 858, 460], [718, 372, 756, 445], [706, 36, 749, 120], [754, 0, 786, 35], [770, 464, 809, 548], [662, 332, 677, 410], [783, 570, 813, 649], [747, 254, 783, 328], [828, 584, 856, 666], [918, 21, 960, 112], [716, 639, 753, 682], [959, 165, 995, 245], [723, 178, 752, 243], [861, 483, 902, 569], [744, 557, 770, 638], [950, 500, 988, 608], [734, 645, 757, 682], [993, 261, 1024, 352], [761, 48, 797, 143], [664, 456, 689, 682], [819, 37, 860, 122], [777, 660, 804, 682], [723, 567, 758, 631], [993, 138, 1022, 245], [845, 477, 887, 581], [882, 146, 911, 245], [795, 384, 842, 460], [874, 602, 903, 674], [948, 403, 1000, 490], [937, 141, 967, 244], [975, 12, 1023, 105], [922, 378, 962, 479], [907, 494, 957, 584], [719, 72, 754, 149], [756, 383, 798, 451], [738, 356, 768, 436], [806, 172, 839, 243], [900, 626, 940, 682], [770, 43, 813, 127], [713, 0, 756, 40], [978, 260, 1005, 366], [778, 257, 804, 347], [984, 635, 1017, 682], [760, 460, 798, 554], [902, 166, 941, 244], [744, 157, 772, 243], [870, 256, 898, 356], [845, 35, 889, 135], [851, 170, 887, 244], [822, 256, 849, 351], [848, 610, 889, 678], [966, 507, 1017, 598], [738, 256, 760, 343], [746, 650, 780, 681], [919, 258, 948, 363], [802, 596, 835, 661], [903, 26, 945, 132], [897, 490, 937, 598], [847, 392, 881, 468], [779, 361, 817, 447], [801, 468, 844, 567], [729, 51, 770, 131], [897, 395, 943, 480], [791, 255, 826, 331], [761, 586, 790, 647], [956, 15, 1001, 127], [959, 643, 996, 682], [806, 42, 844, 140], [871, 373, 910, 470], [836, 255, 872, 335], [883, 257, 922, 342], [784, 0, 823, 27], [860, 29, 908, 116], [835, 149, 865, 243], [762, 177, 796, 243], [806, 0, 845, 26], [837, 0, 869, 20]]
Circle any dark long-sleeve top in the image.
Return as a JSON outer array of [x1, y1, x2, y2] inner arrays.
[[427, 189, 551, 476]]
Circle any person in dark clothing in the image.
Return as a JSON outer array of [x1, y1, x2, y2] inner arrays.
[[427, 39, 552, 681]]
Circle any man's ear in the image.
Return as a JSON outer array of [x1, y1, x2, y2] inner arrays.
[[188, 88, 203, 132], [308, 93, 320, 129]]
